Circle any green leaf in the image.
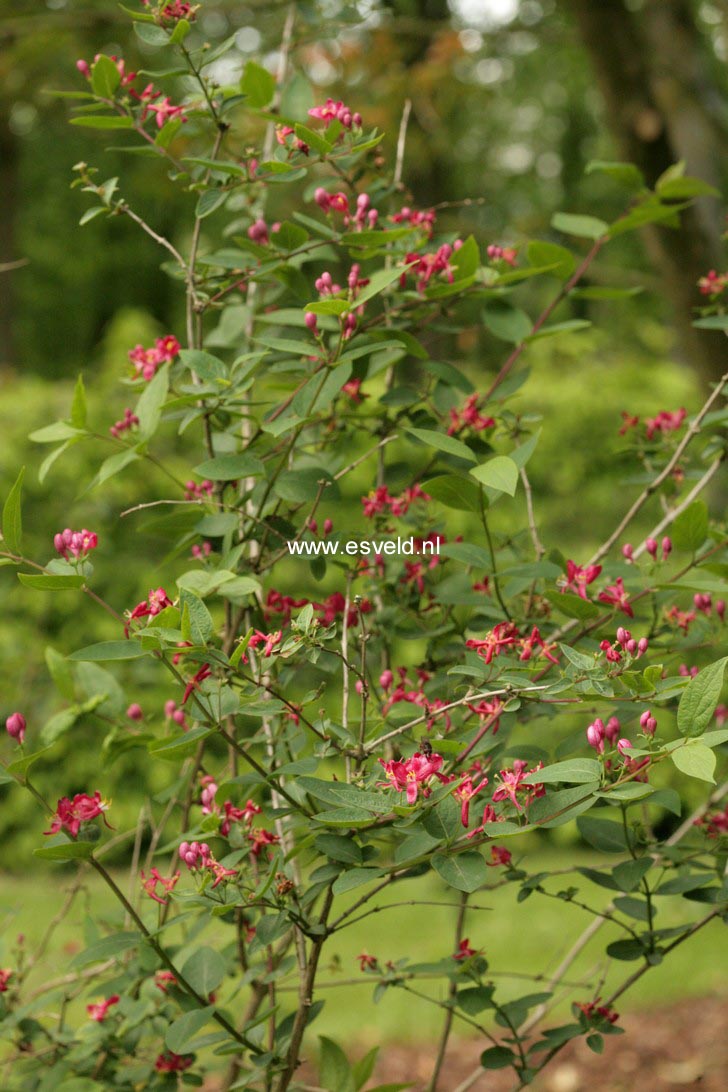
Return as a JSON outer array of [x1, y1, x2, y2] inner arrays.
[[148, 725, 214, 761], [331, 868, 386, 895], [295, 123, 333, 156], [527, 319, 591, 340], [523, 758, 601, 785], [166, 1007, 215, 1054], [671, 742, 716, 783], [70, 115, 136, 130], [612, 858, 652, 892], [2, 466, 25, 553], [677, 657, 727, 738], [315, 834, 363, 865], [431, 851, 488, 893], [30, 421, 84, 443], [70, 375, 87, 428], [546, 591, 600, 621], [169, 17, 191, 44], [470, 456, 518, 496], [352, 1046, 379, 1091], [526, 240, 575, 280], [88, 449, 140, 491], [179, 589, 214, 644], [483, 300, 532, 343], [585, 160, 645, 190], [353, 265, 408, 307], [181, 947, 227, 995], [91, 55, 121, 98], [18, 573, 85, 591], [577, 816, 628, 853], [274, 468, 336, 504], [68, 640, 146, 661], [319, 1037, 355, 1092], [71, 931, 140, 968], [196, 189, 228, 218], [135, 362, 169, 439], [671, 500, 708, 552], [134, 21, 170, 46], [423, 475, 481, 513], [179, 349, 228, 383], [405, 427, 475, 463], [551, 212, 608, 240], [693, 314, 728, 331], [241, 60, 276, 107], [304, 298, 350, 316], [480, 1046, 516, 1070], [193, 453, 264, 480], [34, 840, 96, 862]]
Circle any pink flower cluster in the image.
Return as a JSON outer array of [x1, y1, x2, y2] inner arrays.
[[491, 760, 545, 811], [378, 749, 446, 805], [128, 334, 181, 381], [447, 393, 496, 436], [308, 98, 362, 130], [562, 560, 602, 599], [694, 804, 728, 838], [155, 1052, 193, 1073], [380, 667, 452, 730], [576, 999, 619, 1025], [697, 269, 728, 296], [487, 243, 518, 267], [140, 867, 180, 905], [466, 623, 558, 667], [391, 206, 436, 235], [54, 528, 98, 561], [248, 218, 280, 245], [619, 407, 686, 441], [184, 478, 213, 501], [622, 536, 672, 562], [586, 715, 628, 753], [600, 627, 648, 664], [361, 483, 430, 519], [314, 188, 378, 231], [125, 587, 172, 636], [402, 240, 463, 293], [597, 577, 633, 618], [44, 791, 110, 839], [77, 56, 187, 128], [178, 840, 238, 888], [200, 775, 262, 836], [109, 407, 139, 439]]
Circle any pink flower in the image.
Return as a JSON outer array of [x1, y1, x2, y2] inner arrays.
[[128, 335, 180, 380], [617, 738, 632, 756], [453, 938, 481, 960], [44, 792, 110, 839], [639, 709, 657, 736], [5, 712, 26, 744], [453, 776, 489, 827], [155, 1053, 193, 1073], [357, 951, 378, 971], [0, 969, 12, 993], [645, 408, 686, 441], [466, 804, 500, 839], [598, 577, 633, 618], [54, 528, 98, 561], [491, 760, 544, 811], [447, 393, 495, 436], [391, 205, 436, 235], [562, 560, 602, 599], [576, 998, 619, 1025], [126, 704, 143, 721], [140, 867, 180, 905], [248, 828, 279, 858], [487, 845, 512, 867], [308, 98, 361, 129], [377, 750, 444, 805], [181, 663, 212, 705], [466, 622, 519, 665], [87, 995, 120, 1022], [486, 243, 518, 266], [518, 626, 559, 665], [698, 269, 728, 296]]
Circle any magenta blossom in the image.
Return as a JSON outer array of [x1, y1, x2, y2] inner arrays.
[[5, 712, 26, 744], [87, 995, 120, 1022], [378, 750, 444, 805], [44, 792, 111, 839]]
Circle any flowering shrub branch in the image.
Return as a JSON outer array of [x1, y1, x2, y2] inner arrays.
[[1, 6, 727, 1091]]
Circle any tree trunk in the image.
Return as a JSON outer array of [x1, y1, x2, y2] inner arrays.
[[569, 0, 728, 387]]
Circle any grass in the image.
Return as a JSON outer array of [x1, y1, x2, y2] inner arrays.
[[1, 843, 725, 1055]]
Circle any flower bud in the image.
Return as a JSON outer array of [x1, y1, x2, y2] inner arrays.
[[5, 712, 26, 744], [605, 716, 621, 743], [716, 599, 725, 622], [661, 536, 672, 559], [379, 669, 393, 691], [126, 704, 143, 721], [637, 637, 649, 655], [304, 311, 319, 334], [323, 518, 333, 535], [617, 738, 632, 756], [622, 543, 634, 561], [164, 700, 177, 718], [586, 720, 605, 752], [76, 59, 91, 79], [645, 537, 658, 558], [626, 638, 637, 654]]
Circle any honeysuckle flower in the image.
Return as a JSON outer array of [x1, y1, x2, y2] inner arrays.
[[453, 776, 489, 827], [181, 662, 212, 705], [466, 698, 503, 734], [184, 478, 213, 501], [248, 629, 282, 657], [110, 407, 139, 439], [604, 716, 621, 744], [617, 738, 632, 756], [622, 542, 634, 561], [639, 709, 657, 735], [0, 970, 12, 992], [598, 577, 633, 618], [447, 393, 496, 436], [179, 840, 212, 868], [466, 804, 500, 839], [486, 243, 518, 265], [491, 760, 544, 811], [487, 845, 512, 867], [128, 335, 180, 380], [154, 970, 177, 992], [44, 792, 111, 838], [357, 951, 378, 971], [87, 994, 120, 1022], [248, 828, 279, 858], [622, 755, 650, 782], [141, 867, 180, 905], [518, 626, 559, 665], [453, 938, 482, 960], [645, 407, 686, 440], [562, 560, 602, 599], [665, 604, 696, 632], [391, 205, 436, 235], [126, 703, 143, 721], [308, 98, 361, 129], [5, 712, 26, 744], [125, 587, 173, 636], [576, 998, 619, 1024], [586, 719, 605, 753], [698, 269, 728, 296], [155, 1052, 193, 1073], [466, 622, 519, 664], [314, 187, 349, 214], [54, 528, 98, 561], [694, 804, 728, 837], [401, 241, 463, 293], [377, 750, 444, 805]]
